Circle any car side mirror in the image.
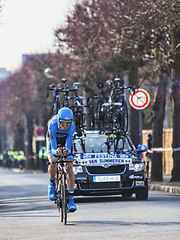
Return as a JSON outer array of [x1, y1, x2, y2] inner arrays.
[[137, 144, 148, 153]]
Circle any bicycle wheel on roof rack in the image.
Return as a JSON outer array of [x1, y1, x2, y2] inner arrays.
[[114, 103, 128, 133], [101, 106, 109, 130], [87, 98, 96, 129], [122, 100, 128, 132]]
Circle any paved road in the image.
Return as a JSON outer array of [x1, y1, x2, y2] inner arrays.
[[0, 168, 179, 240]]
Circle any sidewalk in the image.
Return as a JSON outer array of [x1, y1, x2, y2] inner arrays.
[[149, 175, 180, 195]]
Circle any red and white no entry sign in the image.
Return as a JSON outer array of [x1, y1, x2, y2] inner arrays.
[[129, 88, 150, 110]]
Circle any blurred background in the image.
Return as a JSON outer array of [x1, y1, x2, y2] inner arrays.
[[0, 0, 179, 182]]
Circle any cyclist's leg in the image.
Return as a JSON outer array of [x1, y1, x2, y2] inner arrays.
[[48, 154, 58, 200], [65, 159, 77, 212], [48, 153, 57, 179], [46, 131, 57, 179], [47, 133, 58, 200], [65, 159, 75, 190]]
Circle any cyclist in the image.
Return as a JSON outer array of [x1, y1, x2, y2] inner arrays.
[[47, 107, 77, 212]]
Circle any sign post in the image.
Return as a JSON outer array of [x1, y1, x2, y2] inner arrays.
[[129, 88, 150, 144]]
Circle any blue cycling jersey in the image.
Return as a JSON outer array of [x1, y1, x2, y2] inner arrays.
[[48, 115, 76, 158]]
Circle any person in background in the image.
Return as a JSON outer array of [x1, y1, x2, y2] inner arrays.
[[39, 146, 48, 172], [146, 134, 152, 175], [3, 150, 9, 168]]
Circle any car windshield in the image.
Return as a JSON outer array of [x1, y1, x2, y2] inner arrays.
[[74, 133, 134, 154]]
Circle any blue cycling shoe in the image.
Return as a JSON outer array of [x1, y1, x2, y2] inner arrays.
[[68, 195, 77, 212], [48, 181, 56, 201]]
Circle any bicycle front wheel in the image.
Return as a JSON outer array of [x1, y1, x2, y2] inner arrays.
[[61, 174, 68, 225], [55, 171, 62, 219], [114, 103, 128, 132], [121, 101, 128, 132]]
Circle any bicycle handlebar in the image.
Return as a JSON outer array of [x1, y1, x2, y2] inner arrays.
[[54, 159, 70, 162], [114, 85, 136, 94], [46, 85, 78, 98], [102, 102, 122, 107], [68, 96, 84, 100]]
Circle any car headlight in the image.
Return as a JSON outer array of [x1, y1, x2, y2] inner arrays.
[[73, 166, 83, 175], [129, 163, 144, 172]]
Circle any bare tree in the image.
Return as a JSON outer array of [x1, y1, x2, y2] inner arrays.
[[171, 27, 180, 181]]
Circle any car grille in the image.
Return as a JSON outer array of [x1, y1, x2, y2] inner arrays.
[[80, 182, 122, 189], [86, 165, 126, 175], [79, 180, 133, 190], [122, 180, 132, 187]]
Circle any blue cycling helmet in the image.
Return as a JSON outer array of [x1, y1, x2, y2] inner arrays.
[[57, 107, 73, 121]]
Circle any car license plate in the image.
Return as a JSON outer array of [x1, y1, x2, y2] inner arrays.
[[93, 175, 120, 183]]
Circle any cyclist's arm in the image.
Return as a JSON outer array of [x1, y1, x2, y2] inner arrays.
[[49, 136, 58, 156], [48, 126, 58, 156], [65, 123, 76, 156], [65, 134, 73, 156]]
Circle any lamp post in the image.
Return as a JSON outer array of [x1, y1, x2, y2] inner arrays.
[[44, 67, 53, 79]]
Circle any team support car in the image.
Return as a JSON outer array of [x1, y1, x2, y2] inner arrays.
[[73, 130, 148, 200]]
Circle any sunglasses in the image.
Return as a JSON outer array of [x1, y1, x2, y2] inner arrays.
[[59, 120, 72, 125]]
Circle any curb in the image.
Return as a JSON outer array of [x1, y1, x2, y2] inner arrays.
[[149, 183, 180, 195]]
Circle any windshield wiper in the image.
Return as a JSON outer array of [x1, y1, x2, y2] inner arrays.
[[122, 149, 134, 154], [116, 149, 133, 154]]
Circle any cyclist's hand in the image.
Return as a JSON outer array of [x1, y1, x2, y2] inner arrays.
[[62, 147, 67, 156], [57, 147, 67, 157], [57, 147, 62, 156]]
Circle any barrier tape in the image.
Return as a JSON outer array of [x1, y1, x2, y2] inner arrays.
[[148, 147, 180, 153]]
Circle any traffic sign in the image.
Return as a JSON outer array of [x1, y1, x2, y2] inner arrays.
[[34, 126, 45, 137], [129, 88, 150, 110]]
